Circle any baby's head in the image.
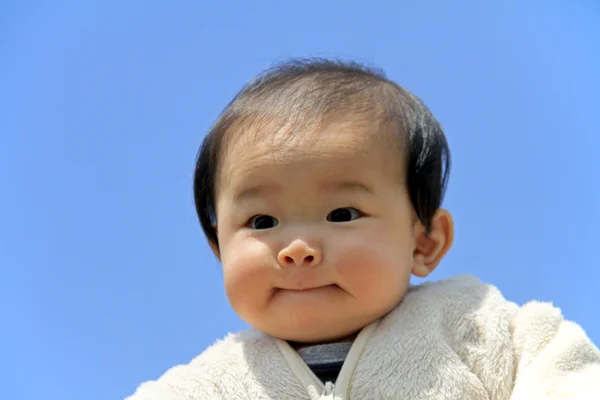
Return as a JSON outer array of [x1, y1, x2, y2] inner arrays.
[[194, 59, 454, 343]]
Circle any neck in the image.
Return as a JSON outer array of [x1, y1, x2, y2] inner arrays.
[[288, 332, 358, 350]]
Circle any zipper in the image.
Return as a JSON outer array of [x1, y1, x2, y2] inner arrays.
[[321, 381, 335, 399], [302, 363, 335, 398], [300, 360, 335, 398], [275, 320, 379, 400]]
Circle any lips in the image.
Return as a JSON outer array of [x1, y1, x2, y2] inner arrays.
[[279, 283, 338, 292]]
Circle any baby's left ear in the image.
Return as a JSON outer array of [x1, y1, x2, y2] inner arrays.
[[412, 209, 454, 277]]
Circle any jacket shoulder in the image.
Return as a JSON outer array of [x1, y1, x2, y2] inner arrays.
[[406, 275, 518, 314], [401, 275, 518, 396], [510, 301, 600, 398], [126, 330, 275, 400]]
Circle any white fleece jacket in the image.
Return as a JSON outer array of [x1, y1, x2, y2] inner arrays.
[[127, 276, 600, 399]]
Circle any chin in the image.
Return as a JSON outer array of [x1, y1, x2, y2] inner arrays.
[[243, 288, 395, 343], [266, 316, 369, 343]]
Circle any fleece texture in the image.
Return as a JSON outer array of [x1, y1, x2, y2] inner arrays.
[[127, 276, 600, 399]]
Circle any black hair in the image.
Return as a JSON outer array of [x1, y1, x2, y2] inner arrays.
[[193, 58, 450, 249]]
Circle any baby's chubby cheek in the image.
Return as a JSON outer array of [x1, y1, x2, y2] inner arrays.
[[221, 239, 274, 314], [332, 241, 412, 304]]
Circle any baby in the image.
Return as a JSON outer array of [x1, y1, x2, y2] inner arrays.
[[128, 59, 600, 399]]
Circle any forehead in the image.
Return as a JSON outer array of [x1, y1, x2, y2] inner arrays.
[[217, 120, 403, 190]]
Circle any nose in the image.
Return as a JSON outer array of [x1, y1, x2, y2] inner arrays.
[[277, 239, 322, 267]]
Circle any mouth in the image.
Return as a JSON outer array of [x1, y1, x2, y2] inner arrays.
[[268, 284, 342, 303], [279, 284, 339, 292]]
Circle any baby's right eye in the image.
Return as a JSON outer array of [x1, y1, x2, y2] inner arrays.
[[248, 215, 279, 230]]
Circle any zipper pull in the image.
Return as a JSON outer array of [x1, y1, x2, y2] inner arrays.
[[321, 381, 335, 399]]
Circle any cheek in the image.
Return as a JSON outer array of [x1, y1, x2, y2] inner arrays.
[[221, 237, 274, 315], [332, 226, 414, 300]]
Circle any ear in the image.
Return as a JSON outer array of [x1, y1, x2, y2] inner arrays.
[[411, 209, 454, 278]]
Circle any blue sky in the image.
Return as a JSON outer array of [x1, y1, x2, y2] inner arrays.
[[1, 1, 599, 399]]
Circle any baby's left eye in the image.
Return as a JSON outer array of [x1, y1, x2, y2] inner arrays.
[[327, 208, 361, 223]]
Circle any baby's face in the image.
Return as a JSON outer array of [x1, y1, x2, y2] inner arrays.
[[213, 121, 421, 342]]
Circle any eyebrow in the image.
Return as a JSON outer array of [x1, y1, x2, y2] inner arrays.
[[232, 180, 373, 202], [320, 180, 374, 195], [233, 183, 280, 202]]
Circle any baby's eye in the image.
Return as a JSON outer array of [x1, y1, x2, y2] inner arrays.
[[248, 215, 279, 230], [327, 208, 361, 223]]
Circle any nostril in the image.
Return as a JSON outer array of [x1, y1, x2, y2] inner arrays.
[[284, 256, 294, 264], [305, 255, 314, 263]]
